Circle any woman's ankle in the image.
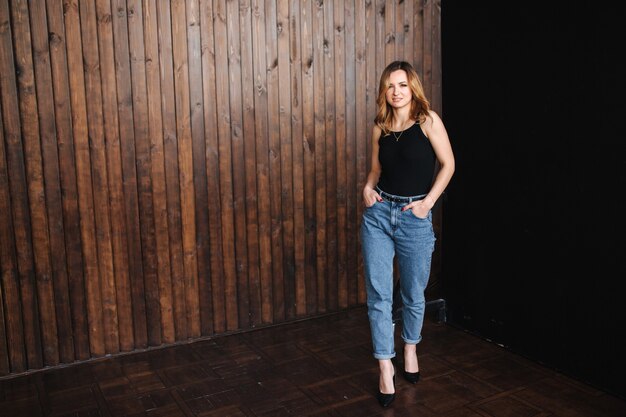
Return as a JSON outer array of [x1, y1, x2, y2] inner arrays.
[[404, 345, 419, 372], [378, 359, 395, 393]]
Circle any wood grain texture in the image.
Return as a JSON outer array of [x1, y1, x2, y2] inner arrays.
[[0, 86, 27, 373], [239, 0, 262, 326], [300, 0, 317, 316], [1, 0, 42, 370], [45, 0, 91, 361], [5, 308, 624, 417], [213, 0, 239, 331], [63, 0, 106, 358], [250, 0, 273, 324], [157, 0, 187, 341], [0, 0, 442, 376], [171, 0, 201, 339], [126, 0, 162, 347], [312, 0, 327, 314], [225, 0, 250, 328], [289, 0, 306, 317], [81, 0, 119, 356], [111, 0, 148, 349], [323, 0, 337, 312], [29, 0, 74, 365], [277, 0, 295, 320], [199, 0, 224, 334], [144, 0, 176, 344], [12, 0, 60, 367], [264, 0, 285, 323]]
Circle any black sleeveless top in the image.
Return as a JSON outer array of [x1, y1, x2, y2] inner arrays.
[[376, 122, 436, 196]]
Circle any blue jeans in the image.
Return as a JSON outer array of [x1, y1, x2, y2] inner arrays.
[[360, 198, 435, 360]]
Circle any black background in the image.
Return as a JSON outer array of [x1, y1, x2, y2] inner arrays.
[[441, 2, 626, 399]]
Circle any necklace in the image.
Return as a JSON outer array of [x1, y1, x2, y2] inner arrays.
[[391, 120, 411, 142]]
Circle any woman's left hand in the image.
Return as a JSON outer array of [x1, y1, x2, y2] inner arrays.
[[402, 196, 435, 218]]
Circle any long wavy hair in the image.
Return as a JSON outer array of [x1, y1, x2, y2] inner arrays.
[[375, 60, 431, 135]]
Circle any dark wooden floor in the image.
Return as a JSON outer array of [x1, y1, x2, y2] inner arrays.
[[1, 306, 625, 417]]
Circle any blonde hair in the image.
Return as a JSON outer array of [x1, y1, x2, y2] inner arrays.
[[375, 61, 431, 135]]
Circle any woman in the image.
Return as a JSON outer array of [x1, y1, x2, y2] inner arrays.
[[360, 61, 455, 407]]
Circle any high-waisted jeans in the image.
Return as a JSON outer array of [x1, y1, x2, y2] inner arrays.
[[360, 198, 435, 360]]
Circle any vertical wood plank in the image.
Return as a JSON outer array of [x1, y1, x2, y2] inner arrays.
[[422, 0, 433, 99], [384, 0, 394, 63], [28, 0, 75, 363], [264, 0, 285, 321], [0, 275, 8, 374], [0, 96, 27, 373], [311, 0, 326, 314], [199, 0, 225, 333], [251, 0, 273, 324], [111, 0, 149, 348], [45, 0, 90, 360], [366, 0, 378, 121], [185, 0, 213, 336], [0, 197, 9, 372], [403, 0, 414, 62], [156, 0, 187, 340], [80, 0, 120, 354], [239, 0, 262, 326], [11, 0, 59, 366], [214, 0, 239, 330], [63, 0, 106, 357], [344, 0, 358, 307], [144, 0, 176, 343], [300, 0, 317, 315], [277, 0, 295, 320], [334, 0, 347, 309], [375, 0, 385, 75], [225, 0, 250, 328], [171, 0, 201, 338], [394, 0, 404, 59], [323, 0, 337, 311], [95, 0, 135, 352], [362, 0, 377, 305], [0, 167, 8, 370], [289, 0, 306, 317], [126, 0, 162, 347], [431, 0, 442, 113], [413, 0, 424, 77]]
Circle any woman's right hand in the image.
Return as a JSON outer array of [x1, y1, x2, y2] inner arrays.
[[363, 186, 383, 207]]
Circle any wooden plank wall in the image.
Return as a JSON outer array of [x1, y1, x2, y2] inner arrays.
[[0, 0, 442, 376]]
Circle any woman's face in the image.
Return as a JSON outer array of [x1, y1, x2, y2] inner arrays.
[[385, 69, 412, 109]]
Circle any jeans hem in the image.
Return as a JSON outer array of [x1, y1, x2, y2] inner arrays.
[[373, 352, 397, 360]]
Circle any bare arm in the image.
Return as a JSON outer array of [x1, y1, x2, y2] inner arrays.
[[404, 110, 455, 216], [363, 125, 383, 207]]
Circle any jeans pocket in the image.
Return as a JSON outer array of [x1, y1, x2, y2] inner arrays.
[[406, 207, 429, 220]]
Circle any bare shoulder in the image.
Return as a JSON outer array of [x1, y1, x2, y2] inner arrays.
[[422, 110, 447, 135], [371, 124, 382, 142], [424, 110, 444, 127]]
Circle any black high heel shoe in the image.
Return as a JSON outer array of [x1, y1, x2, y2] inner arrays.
[[403, 370, 421, 384], [377, 367, 396, 408], [403, 349, 421, 384]]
